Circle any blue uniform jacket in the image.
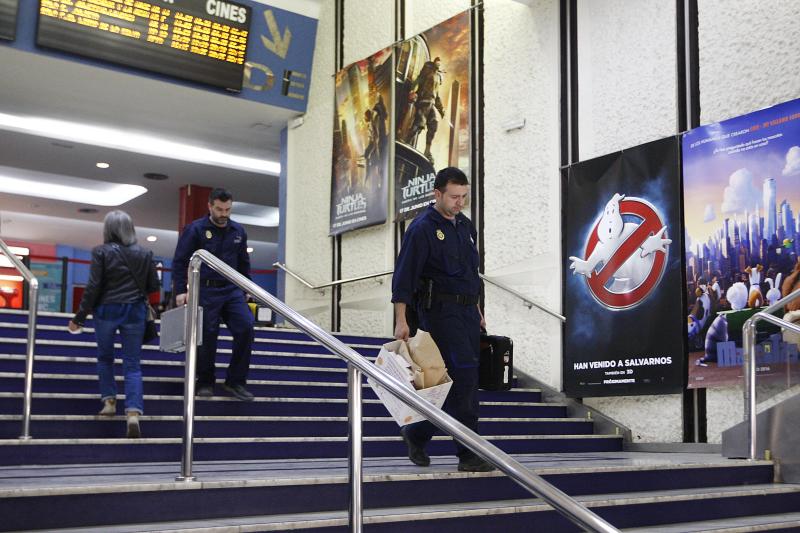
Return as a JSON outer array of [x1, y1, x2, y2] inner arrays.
[[392, 205, 480, 304], [172, 216, 251, 294]]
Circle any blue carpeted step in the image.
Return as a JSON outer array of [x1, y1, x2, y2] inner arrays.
[[0, 433, 623, 465], [0, 354, 542, 402], [0, 393, 564, 418], [0, 459, 777, 531], [0, 415, 589, 439]]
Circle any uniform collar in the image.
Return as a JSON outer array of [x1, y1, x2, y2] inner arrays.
[[426, 204, 464, 226]]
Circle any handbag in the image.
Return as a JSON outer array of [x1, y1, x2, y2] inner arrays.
[[113, 244, 158, 343]]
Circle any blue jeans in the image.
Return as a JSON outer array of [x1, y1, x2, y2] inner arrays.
[[94, 302, 146, 414]]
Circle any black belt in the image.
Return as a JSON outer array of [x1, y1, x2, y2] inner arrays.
[[202, 279, 229, 288], [434, 293, 479, 306]]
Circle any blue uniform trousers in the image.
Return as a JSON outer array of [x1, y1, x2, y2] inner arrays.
[[403, 302, 481, 460], [197, 286, 254, 387]]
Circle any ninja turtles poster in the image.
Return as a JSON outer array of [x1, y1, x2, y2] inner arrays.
[[330, 47, 392, 235], [394, 11, 471, 221], [683, 98, 800, 389], [563, 136, 685, 397]]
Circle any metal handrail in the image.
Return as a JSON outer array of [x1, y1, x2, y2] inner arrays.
[[0, 238, 39, 439], [180, 250, 616, 532], [742, 288, 800, 460], [273, 261, 392, 290], [274, 262, 564, 321]]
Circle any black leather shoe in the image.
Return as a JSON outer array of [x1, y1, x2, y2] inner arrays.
[[196, 384, 214, 397], [223, 383, 255, 402], [457, 456, 496, 472], [400, 427, 430, 467]]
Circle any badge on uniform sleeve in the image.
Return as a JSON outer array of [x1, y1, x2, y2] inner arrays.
[[205, 230, 212, 239], [436, 229, 445, 241]]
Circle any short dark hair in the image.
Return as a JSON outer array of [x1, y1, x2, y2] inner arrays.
[[433, 167, 469, 192], [209, 188, 233, 203]]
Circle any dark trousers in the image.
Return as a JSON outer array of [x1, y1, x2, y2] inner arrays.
[[404, 301, 482, 460], [403, 364, 480, 460], [197, 286, 254, 387]]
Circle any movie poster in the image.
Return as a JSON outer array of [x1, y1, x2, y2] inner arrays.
[[394, 11, 471, 221], [683, 98, 800, 389], [330, 46, 392, 235], [563, 137, 685, 397]]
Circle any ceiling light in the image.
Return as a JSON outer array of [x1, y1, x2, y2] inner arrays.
[[0, 166, 146, 206], [96, 162, 110, 169], [247, 247, 254, 253], [146, 235, 157, 242], [0, 112, 281, 175], [0, 275, 24, 282]]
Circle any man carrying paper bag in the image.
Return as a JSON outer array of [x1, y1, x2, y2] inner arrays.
[[390, 167, 495, 473]]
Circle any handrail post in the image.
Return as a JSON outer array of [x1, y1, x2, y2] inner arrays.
[[19, 278, 39, 440], [743, 318, 757, 460], [347, 363, 363, 532], [177, 259, 201, 482]]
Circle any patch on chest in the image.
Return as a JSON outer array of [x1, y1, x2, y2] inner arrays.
[[234, 235, 243, 244], [436, 229, 445, 241], [205, 230, 213, 239]]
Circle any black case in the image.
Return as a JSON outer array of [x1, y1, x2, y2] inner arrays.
[[479, 334, 513, 391]]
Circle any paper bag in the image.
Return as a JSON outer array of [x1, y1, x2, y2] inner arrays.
[[368, 339, 453, 426], [406, 329, 448, 388]]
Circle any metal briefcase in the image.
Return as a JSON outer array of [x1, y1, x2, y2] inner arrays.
[[159, 305, 204, 353]]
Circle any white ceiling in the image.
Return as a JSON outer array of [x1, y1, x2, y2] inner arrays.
[[0, 4, 312, 268]]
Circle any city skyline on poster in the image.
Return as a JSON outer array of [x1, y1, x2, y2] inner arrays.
[[394, 11, 471, 221], [683, 98, 800, 388], [330, 46, 392, 235]]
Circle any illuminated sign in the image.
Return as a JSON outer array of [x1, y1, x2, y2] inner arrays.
[[36, 0, 251, 91], [0, 0, 18, 41]]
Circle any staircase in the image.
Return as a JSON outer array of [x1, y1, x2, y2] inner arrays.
[[0, 308, 798, 532]]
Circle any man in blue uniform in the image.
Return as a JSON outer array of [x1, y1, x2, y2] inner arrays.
[[392, 167, 495, 472], [173, 188, 255, 401]]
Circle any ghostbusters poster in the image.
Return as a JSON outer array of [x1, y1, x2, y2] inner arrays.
[[683, 98, 800, 389], [563, 137, 685, 397], [330, 46, 392, 235], [394, 11, 471, 221]]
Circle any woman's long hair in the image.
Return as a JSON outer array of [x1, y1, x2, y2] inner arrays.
[[103, 210, 138, 246]]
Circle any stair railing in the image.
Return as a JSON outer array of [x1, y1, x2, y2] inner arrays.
[[0, 238, 39, 440], [742, 287, 800, 460], [273, 262, 564, 321], [181, 250, 616, 532]]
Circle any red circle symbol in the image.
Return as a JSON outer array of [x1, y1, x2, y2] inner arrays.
[[583, 198, 668, 309]]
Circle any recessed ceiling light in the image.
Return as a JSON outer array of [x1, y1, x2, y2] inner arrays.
[[143, 172, 168, 181], [0, 112, 281, 175], [0, 166, 146, 206], [246, 247, 254, 253], [96, 162, 110, 169], [146, 235, 157, 242]]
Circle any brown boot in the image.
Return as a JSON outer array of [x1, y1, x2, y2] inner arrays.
[[126, 412, 141, 438], [98, 398, 116, 417]]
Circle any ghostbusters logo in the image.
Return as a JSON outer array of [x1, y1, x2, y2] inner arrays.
[[569, 194, 671, 310]]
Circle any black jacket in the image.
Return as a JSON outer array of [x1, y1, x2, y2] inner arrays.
[[73, 243, 160, 325]]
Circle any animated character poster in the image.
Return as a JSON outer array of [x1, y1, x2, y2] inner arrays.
[[563, 136, 685, 397], [683, 98, 800, 389], [394, 11, 471, 221], [330, 46, 392, 235]]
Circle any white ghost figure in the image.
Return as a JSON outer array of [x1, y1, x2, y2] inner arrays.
[[569, 193, 672, 293]]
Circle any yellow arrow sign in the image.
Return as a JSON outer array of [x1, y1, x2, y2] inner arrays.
[[260, 10, 292, 59]]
